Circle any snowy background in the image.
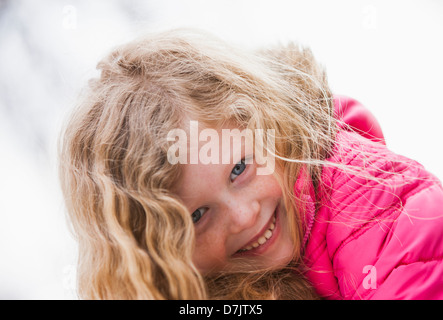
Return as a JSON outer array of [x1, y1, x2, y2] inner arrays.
[[0, 0, 442, 299]]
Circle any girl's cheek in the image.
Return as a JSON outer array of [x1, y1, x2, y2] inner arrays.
[[251, 174, 282, 199], [194, 229, 222, 267]]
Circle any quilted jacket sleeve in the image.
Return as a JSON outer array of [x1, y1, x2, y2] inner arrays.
[[364, 183, 443, 300], [313, 131, 443, 300], [303, 95, 443, 300], [333, 97, 443, 299]]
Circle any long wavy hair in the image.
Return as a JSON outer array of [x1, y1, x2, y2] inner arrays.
[[58, 29, 337, 299]]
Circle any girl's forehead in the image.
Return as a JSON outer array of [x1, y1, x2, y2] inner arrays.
[[168, 119, 253, 163], [173, 161, 227, 205]]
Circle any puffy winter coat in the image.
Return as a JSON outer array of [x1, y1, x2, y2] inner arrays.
[[297, 95, 443, 299]]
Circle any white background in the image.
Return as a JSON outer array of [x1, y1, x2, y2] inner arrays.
[[0, 0, 442, 299]]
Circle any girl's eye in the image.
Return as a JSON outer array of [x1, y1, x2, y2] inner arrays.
[[191, 208, 207, 224], [230, 159, 246, 181]]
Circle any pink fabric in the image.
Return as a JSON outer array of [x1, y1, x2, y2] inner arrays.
[[296, 95, 443, 299], [333, 94, 386, 145]]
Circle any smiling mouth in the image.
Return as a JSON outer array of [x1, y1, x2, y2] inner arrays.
[[236, 208, 277, 254]]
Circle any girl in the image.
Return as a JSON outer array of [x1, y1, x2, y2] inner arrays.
[[59, 29, 443, 300]]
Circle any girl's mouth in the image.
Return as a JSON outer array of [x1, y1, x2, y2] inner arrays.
[[235, 205, 279, 255]]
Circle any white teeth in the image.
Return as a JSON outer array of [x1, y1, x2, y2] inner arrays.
[[238, 215, 276, 253]]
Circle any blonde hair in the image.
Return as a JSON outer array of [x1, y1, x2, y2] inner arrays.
[[59, 29, 336, 299]]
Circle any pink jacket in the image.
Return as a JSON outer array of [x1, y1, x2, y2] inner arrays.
[[297, 95, 443, 299]]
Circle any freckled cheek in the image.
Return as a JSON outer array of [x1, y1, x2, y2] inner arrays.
[[252, 175, 282, 199], [192, 232, 228, 272]]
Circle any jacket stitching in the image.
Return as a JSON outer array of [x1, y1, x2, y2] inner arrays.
[[331, 179, 434, 261]]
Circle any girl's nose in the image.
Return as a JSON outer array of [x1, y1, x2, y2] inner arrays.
[[225, 198, 260, 234]]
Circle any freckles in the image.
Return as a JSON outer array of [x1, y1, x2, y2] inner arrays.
[[195, 230, 227, 262], [253, 174, 282, 198]]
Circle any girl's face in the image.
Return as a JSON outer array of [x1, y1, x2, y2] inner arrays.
[[173, 124, 295, 274]]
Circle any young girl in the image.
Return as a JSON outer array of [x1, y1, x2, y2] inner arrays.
[[59, 29, 443, 300]]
